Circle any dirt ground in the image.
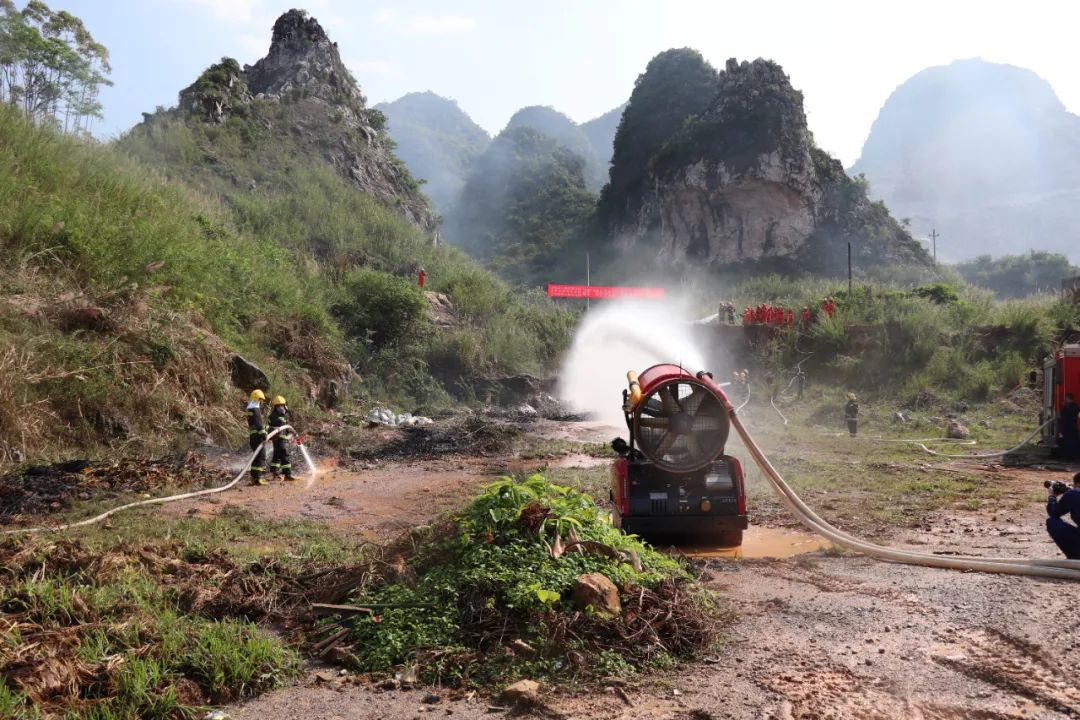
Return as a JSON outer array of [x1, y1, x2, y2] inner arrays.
[[195, 418, 1080, 720]]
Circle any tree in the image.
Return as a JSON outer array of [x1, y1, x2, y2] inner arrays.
[[0, 0, 111, 133]]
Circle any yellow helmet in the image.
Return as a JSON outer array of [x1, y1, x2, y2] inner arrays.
[[847, 392, 857, 401], [271, 395, 287, 407], [250, 389, 266, 402]]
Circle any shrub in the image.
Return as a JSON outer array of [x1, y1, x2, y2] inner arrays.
[[334, 268, 430, 348], [336, 475, 722, 684]]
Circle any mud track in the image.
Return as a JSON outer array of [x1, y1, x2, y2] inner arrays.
[[175, 423, 1080, 720]]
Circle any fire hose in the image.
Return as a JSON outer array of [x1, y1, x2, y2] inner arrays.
[[729, 414, 1080, 580], [1, 425, 296, 536]]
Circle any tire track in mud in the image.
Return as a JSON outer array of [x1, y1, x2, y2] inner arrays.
[[930, 628, 1080, 715], [767, 664, 1029, 720]]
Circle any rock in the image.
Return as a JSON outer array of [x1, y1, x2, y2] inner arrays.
[[516, 403, 538, 416], [510, 639, 536, 656], [572, 572, 621, 615], [318, 379, 341, 409], [51, 301, 115, 333], [423, 291, 459, 328], [229, 354, 269, 392], [477, 375, 543, 406], [604, 55, 927, 272], [946, 420, 970, 439], [422, 692, 440, 704], [502, 679, 540, 705]]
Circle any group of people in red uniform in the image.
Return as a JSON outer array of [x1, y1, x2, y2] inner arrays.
[[742, 304, 797, 326], [740, 297, 837, 327]]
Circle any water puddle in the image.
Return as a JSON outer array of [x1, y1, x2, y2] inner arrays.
[[682, 526, 831, 559]]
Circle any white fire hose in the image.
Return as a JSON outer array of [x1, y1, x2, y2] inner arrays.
[[1, 425, 295, 536], [730, 414, 1080, 581]]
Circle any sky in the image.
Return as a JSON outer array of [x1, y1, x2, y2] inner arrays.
[[55, 0, 1080, 166]]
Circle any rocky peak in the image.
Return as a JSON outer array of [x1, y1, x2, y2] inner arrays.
[[604, 51, 928, 274], [155, 9, 438, 237], [245, 8, 359, 106], [271, 8, 328, 50]]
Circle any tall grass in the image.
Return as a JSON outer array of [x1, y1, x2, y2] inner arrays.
[[730, 274, 1079, 403]]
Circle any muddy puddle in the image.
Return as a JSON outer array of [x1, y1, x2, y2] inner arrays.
[[682, 526, 831, 559]]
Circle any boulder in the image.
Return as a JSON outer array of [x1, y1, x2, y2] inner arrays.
[[317, 379, 341, 409], [946, 420, 970, 439], [423, 291, 459, 328], [502, 679, 540, 705], [229, 354, 269, 392], [572, 572, 621, 615]]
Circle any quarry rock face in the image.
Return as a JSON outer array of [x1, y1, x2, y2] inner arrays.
[[172, 10, 437, 236], [606, 58, 927, 272]]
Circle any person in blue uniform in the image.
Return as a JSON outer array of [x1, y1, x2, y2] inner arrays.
[[1045, 473, 1080, 559]]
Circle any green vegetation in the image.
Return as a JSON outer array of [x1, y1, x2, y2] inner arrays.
[[0, 506, 372, 718], [446, 126, 599, 285], [954, 251, 1079, 299], [337, 474, 721, 684], [375, 91, 491, 215], [505, 105, 606, 190], [119, 60, 575, 407], [0, 0, 111, 133], [600, 48, 718, 214], [0, 35, 575, 463], [0, 102, 317, 462], [723, 276, 1078, 405]]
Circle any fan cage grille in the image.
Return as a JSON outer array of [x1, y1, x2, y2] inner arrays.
[[633, 379, 729, 472]]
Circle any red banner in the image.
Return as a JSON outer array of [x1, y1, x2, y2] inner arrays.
[[546, 284, 666, 300]]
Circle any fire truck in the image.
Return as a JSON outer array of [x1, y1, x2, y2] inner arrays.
[[1041, 343, 1080, 455]]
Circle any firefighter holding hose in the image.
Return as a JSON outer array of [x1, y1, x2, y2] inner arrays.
[[268, 395, 295, 481], [246, 389, 268, 485], [1045, 472, 1080, 559]]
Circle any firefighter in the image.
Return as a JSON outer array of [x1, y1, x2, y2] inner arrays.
[[268, 395, 295, 481], [1045, 474, 1080, 559], [742, 306, 753, 325], [1060, 392, 1080, 461], [801, 306, 811, 324], [417, 267, 427, 288], [785, 308, 794, 327], [246, 389, 268, 485], [844, 392, 859, 437]]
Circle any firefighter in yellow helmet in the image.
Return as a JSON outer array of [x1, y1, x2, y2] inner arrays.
[[844, 392, 860, 437], [268, 395, 294, 481], [246, 389, 268, 485]]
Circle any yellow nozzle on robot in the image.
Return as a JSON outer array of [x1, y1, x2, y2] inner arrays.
[[623, 370, 643, 413]]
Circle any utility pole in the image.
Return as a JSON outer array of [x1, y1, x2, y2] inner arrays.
[[847, 242, 852, 298], [586, 252, 591, 312], [929, 229, 938, 261]]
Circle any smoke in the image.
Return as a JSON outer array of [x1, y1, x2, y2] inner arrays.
[[557, 298, 707, 427]]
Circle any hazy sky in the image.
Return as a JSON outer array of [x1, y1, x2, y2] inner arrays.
[[58, 0, 1080, 166]]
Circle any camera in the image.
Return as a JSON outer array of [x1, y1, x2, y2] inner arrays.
[[1044, 480, 1069, 496]]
